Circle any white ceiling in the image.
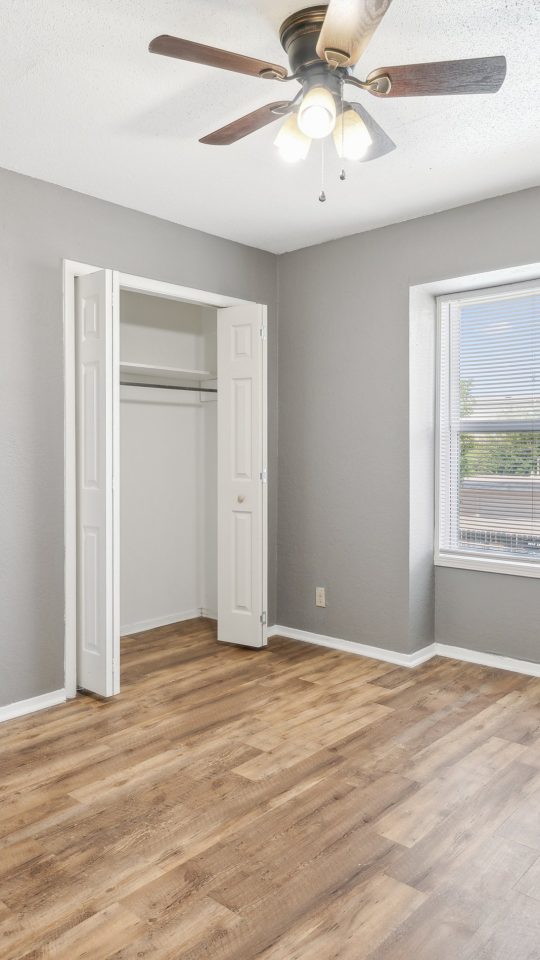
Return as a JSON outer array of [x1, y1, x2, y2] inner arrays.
[[1, 0, 539, 253]]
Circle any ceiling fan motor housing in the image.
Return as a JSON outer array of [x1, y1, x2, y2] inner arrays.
[[280, 5, 350, 108], [280, 6, 347, 74]]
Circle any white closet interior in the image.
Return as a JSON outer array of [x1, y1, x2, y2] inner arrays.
[[119, 290, 217, 635]]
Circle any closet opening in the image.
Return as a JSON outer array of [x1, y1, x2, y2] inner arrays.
[[119, 290, 219, 646], [64, 262, 268, 700]]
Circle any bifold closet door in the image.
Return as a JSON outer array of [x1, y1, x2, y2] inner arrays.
[[218, 303, 266, 648], [75, 269, 120, 696]]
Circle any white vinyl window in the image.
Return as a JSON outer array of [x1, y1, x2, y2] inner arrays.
[[436, 279, 540, 577]]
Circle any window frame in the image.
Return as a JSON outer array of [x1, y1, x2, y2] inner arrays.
[[435, 277, 540, 579]]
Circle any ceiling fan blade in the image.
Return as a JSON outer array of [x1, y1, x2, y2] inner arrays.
[[200, 102, 292, 145], [348, 102, 396, 160], [316, 0, 394, 68], [149, 35, 288, 80], [366, 56, 507, 97]]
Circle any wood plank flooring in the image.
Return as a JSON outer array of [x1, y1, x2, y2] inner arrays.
[[1, 618, 540, 958]]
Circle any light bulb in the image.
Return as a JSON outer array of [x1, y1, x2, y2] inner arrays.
[[298, 86, 336, 139], [333, 108, 372, 160], [274, 113, 311, 163]]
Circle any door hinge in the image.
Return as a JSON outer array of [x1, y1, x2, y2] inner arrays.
[[260, 325, 267, 340], [260, 467, 267, 483], [260, 611, 267, 625]]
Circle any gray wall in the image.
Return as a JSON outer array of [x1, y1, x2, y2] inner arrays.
[[277, 185, 540, 661], [0, 166, 277, 707], [435, 567, 540, 663]]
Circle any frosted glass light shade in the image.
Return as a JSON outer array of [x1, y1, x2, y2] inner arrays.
[[298, 86, 336, 139], [274, 113, 311, 162], [333, 108, 372, 160]]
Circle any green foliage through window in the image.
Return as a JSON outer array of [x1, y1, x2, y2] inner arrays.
[[460, 432, 540, 478]]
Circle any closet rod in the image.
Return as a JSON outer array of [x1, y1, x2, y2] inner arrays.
[[120, 381, 217, 393]]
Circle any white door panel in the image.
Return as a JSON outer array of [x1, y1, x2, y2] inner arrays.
[[76, 270, 119, 696], [218, 303, 266, 648]]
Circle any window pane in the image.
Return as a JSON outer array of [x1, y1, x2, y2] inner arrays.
[[438, 284, 540, 565], [459, 432, 540, 557], [460, 293, 540, 424]]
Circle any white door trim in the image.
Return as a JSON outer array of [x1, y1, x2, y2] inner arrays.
[[117, 272, 245, 308], [64, 261, 269, 697]]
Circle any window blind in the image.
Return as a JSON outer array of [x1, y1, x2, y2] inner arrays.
[[438, 283, 540, 564]]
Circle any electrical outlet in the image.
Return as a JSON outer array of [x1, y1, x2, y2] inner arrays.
[[316, 587, 326, 608]]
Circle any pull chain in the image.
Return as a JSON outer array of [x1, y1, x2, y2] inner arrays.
[[319, 139, 326, 202]]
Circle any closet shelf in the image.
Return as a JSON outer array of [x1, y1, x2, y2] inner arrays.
[[120, 362, 216, 384]]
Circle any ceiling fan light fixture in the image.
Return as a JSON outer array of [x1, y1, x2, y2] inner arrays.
[[274, 113, 312, 162], [150, 7, 507, 195], [333, 108, 372, 160], [298, 85, 336, 139]]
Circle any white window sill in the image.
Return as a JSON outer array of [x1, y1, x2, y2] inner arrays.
[[435, 551, 540, 579]]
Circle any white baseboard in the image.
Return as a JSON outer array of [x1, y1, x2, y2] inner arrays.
[[121, 609, 201, 636], [268, 626, 540, 678], [268, 625, 435, 668], [435, 642, 540, 678], [0, 689, 66, 724], [200, 608, 217, 621]]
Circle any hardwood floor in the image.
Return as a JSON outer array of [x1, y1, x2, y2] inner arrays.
[[1, 619, 540, 959]]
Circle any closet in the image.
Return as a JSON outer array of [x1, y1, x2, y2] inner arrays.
[[118, 290, 218, 637], [73, 267, 267, 699]]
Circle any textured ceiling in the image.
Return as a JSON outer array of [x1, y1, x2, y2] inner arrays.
[[1, 0, 539, 253]]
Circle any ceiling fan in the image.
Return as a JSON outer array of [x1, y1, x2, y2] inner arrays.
[[149, 1, 506, 173]]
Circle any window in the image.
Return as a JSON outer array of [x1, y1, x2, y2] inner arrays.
[[436, 280, 540, 576]]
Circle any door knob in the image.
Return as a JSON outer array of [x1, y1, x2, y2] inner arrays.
[[237, 494, 245, 503]]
